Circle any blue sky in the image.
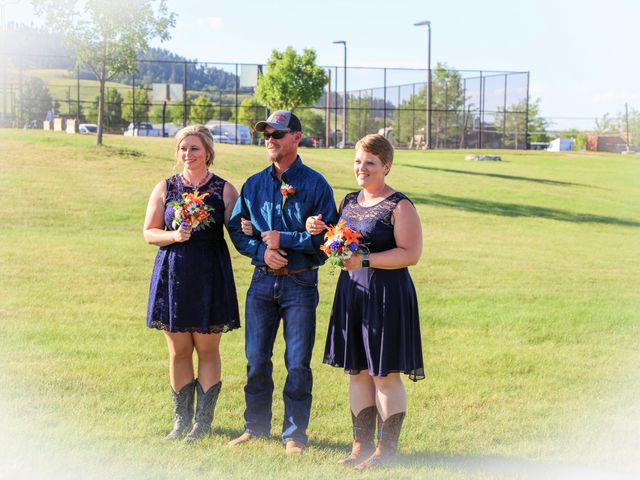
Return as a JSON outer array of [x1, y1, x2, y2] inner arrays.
[[7, 0, 639, 129]]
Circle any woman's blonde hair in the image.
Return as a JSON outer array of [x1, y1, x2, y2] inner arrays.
[[174, 125, 215, 167], [355, 133, 394, 167]]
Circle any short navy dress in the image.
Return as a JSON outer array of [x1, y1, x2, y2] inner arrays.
[[323, 191, 425, 381], [146, 174, 240, 334]]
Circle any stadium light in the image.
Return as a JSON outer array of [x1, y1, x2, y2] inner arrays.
[[333, 40, 347, 148], [414, 20, 432, 149]]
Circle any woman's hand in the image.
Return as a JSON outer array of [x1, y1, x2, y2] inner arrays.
[[305, 213, 327, 235], [241, 218, 254, 237], [173, 223, 192, 243], [342, 252, 362, 271]]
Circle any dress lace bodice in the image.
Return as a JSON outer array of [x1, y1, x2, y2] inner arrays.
[[339, 191, 411, 253]]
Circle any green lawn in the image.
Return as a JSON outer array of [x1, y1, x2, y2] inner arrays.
[[0, 130, 638, 479], [21, 68, 135, 105]]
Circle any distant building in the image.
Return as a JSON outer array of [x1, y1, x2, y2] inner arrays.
[[547, 138, 575, 152], [586, 135, 629, 152]]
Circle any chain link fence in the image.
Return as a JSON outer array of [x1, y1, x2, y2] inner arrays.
[[1, 53, 529, 149]]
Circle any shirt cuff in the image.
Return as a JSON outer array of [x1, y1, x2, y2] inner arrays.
[[256, 242, 267, 264], [279, 231, 294, 249]]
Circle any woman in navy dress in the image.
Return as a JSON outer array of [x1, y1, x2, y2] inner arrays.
[[307, 134, 424, 468], [143, 125, 240, 441]]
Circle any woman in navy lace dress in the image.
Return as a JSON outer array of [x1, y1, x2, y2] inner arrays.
[[307, 134, 424, 468], [143, 125, 240, 441]]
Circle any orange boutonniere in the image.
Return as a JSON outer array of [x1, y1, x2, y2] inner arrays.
[[281, 181, 296, 208]]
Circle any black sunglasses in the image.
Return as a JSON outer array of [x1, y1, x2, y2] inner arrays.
[[263, 131, 290, 140]]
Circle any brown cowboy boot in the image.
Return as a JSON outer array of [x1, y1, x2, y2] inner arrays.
[[338, 406, 376, 465], [355, 411, 405, 470]]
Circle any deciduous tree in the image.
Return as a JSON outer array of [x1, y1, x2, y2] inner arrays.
[[256, 47, 327, 111], [393, 63, 465, 147], [89, 88, 124, 130], [123, 89, 151, 123], [189, 95, 214, 125], [21, 77, 54, 125], [235, 97, 267, 143], [296, 108, 325, 139], [33, 0, 175, 145], [496, 98, 548, 147]]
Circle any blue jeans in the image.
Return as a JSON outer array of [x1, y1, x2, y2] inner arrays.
[[243, 267, 319, 445]]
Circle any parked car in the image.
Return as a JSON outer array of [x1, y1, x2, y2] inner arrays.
[[236, 124, 252, 145], [209, 125, 238, 144], [335, 141, 355, 149], [210, 132, 230, 144], [78, 123, 98, 134], [299, 136, 320, 148], [124, 122, 161, 137], [206, 121, 251, 144]]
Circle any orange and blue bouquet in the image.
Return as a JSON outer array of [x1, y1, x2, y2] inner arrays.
[[320, 220, 368, 269], [168, 191, 215, 232]]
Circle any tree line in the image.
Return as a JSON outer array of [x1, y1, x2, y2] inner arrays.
[[10, 4, 637, 147]]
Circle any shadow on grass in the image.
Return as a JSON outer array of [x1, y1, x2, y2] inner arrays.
[[212, 426, 352, 451], [404, 164, 600, 188], [411, 193, 640, 227], [103, 145, 146, 157], [397, 452, 635, 479]]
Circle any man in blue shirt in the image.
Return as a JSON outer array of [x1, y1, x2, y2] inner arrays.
[[227, 110, 338, 454]]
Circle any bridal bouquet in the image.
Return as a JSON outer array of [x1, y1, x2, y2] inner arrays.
[[168, 191, 215, 232], [320, 220, 367, 269]]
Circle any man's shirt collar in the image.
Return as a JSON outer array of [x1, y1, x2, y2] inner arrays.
[[270, 156, 303, 183]]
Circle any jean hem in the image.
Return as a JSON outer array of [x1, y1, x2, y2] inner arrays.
[[282, 436, 308, 446], [245, 428, 270, 438]]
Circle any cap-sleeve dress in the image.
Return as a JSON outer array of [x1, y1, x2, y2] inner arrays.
[[146, 174, 240, 334], [323, 191, 425, 381]]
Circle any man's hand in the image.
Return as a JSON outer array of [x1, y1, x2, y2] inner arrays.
[[264, 248, 288, 269], [305, 213, 327, 235], [261, 230, 281, 250]]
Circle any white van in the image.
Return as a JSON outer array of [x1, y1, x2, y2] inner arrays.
[[124, 122, 161, 137], [206, 121, 251, 145]]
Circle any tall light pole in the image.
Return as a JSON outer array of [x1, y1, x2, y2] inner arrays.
[[333, 40, 347, 148], [414, 20, 431, 149]]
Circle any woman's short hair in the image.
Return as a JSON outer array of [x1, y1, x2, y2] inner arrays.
[[355, 134, 394, 166], [174, 125, 215, 167]]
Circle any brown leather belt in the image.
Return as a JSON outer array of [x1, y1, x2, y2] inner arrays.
[[260, 266, 317, 276]]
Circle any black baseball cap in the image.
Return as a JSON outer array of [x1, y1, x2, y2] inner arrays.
[[255, 110, 302, 133]]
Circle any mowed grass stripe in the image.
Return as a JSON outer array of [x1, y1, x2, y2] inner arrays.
[[0, 129, 638, 479]]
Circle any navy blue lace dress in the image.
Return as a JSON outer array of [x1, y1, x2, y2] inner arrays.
[[323, 191, 425, 381], [146, 174, 240, 334]]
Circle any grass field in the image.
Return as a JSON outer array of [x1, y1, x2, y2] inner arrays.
[[21, 69, 134, 105], [0, 130, 638, 479]]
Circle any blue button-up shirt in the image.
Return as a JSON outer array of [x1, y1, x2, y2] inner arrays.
[[228, 156, 339, 270]]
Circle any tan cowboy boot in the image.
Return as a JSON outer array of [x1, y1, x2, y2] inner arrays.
[[338, 406, 376, 465], [355, 411, 405, 470]]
